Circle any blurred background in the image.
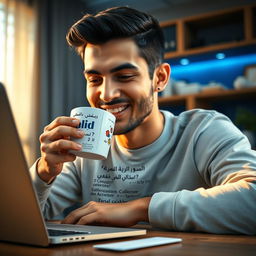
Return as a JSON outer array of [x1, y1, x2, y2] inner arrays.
[[0, 0, 256, 165]]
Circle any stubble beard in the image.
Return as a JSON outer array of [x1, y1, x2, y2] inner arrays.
[[114, 85, 154, 135]]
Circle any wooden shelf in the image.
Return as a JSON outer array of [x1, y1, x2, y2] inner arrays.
[[158, 87, 256, 110], [164, 40, 256, 59], [161, 4, 256, 59]]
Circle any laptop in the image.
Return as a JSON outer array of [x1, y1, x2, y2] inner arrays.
[[0, 82, 146, 246]]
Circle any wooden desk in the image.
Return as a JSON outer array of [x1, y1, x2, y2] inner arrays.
[[1, 227, 256, 256]]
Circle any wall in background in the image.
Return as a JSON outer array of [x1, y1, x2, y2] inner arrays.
[[81, 0, 256, 22], [151, 0, 256, 22]]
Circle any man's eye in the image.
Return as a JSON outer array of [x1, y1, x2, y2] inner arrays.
[[116, 74, 136, 81], [87, 77, 102, 85]]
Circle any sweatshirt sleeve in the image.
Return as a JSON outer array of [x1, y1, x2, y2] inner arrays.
[[29, 159, 82, 219], [149, 113, 256, 234], [30, 159, 52, 210]]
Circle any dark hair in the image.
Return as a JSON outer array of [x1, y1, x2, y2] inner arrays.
[[66, 6, 165, 79]]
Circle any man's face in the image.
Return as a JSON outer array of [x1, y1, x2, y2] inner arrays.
[[84, 38, 155, 135]]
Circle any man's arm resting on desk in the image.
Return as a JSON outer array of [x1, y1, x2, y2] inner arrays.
[[149, 177, 256, 235], [31, 158, 151, 227], [62, 197, 151, 227], [61, 177, 254, 235]]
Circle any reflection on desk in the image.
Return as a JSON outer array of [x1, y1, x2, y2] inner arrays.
[[1, 226, 256, 256]]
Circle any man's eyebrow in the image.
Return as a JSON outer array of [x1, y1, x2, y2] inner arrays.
[[83, 69, 100, 75], [110, 63, 138, 73], [83, 63, 138, 75]]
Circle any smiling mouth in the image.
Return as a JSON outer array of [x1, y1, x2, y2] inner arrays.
[[106, 105, 128, 114], [100, 103, 130, 116]]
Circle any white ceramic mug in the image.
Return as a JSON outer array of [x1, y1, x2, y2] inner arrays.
[[70, 107, 116, 160]]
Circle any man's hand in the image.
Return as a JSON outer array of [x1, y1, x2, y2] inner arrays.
[[62, 197, 151, 227], [37, 116, 84, 183]]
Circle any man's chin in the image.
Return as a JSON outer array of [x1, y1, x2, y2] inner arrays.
[[113, 119, 142, 135], [113, 124, 133, 135], [113, 128, 131, 136], [113, 101, 153, 136]]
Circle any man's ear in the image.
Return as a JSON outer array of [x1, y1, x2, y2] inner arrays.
[[153, 63, 171, 92]]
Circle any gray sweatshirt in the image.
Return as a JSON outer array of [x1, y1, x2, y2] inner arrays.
[[30, 109, 256, 234]]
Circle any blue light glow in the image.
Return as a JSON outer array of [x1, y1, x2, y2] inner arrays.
[[180, 58, 190, 65], [170, 54, 256, 88], [216, 53, 225, 59]]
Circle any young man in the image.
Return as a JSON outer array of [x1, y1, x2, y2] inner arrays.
[[30, 6, 256, 234]]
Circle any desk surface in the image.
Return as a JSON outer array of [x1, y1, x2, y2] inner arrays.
[[1, 226, 256, 256]]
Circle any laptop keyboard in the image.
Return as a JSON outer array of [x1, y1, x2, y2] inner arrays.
[[48, 229, 91, 236]]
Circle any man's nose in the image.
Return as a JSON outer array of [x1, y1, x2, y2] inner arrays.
[[99, 78, 120, 103]]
